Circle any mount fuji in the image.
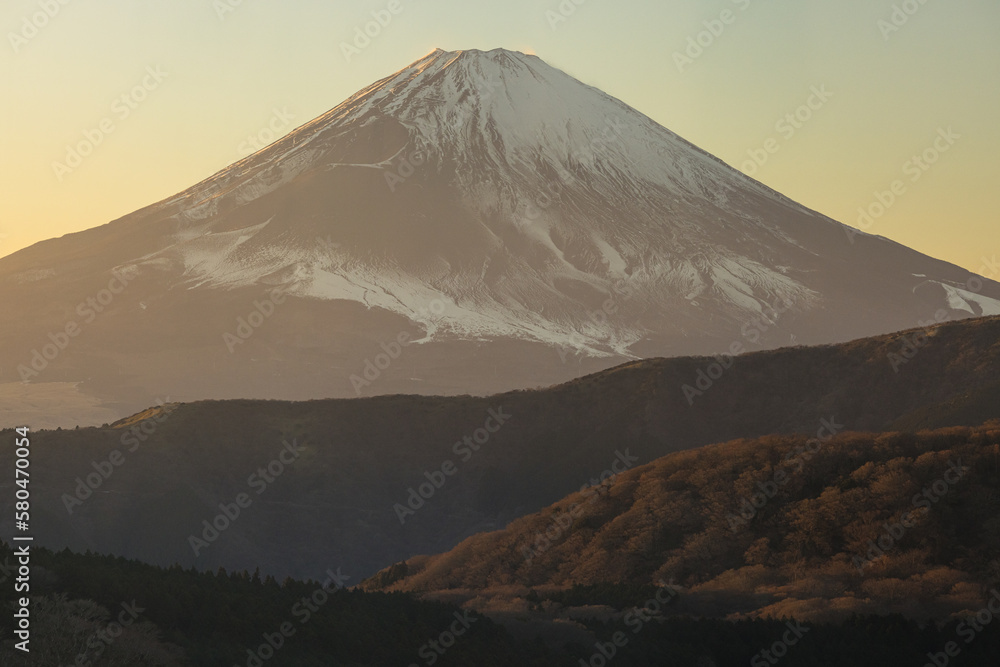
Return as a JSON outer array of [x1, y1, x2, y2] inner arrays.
[[2, 48, 998, 426]]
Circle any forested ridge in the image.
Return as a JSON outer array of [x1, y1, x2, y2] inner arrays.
[[2, 545, 999, 666]]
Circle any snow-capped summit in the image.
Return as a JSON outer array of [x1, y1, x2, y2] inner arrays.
[[1, 48, 998, 426]]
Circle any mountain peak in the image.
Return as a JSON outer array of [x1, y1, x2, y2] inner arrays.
[[126, 46, 999, 364], [422, 47, 534, 60], [5, 48, 996, 430], [386, 46, 546, 94], [390, 47, 549, 88]]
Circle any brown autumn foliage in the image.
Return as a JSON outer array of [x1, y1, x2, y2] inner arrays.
[[375, 422, 1000, 623]]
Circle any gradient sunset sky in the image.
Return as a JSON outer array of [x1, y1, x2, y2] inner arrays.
[[1, 0, 997, 276]]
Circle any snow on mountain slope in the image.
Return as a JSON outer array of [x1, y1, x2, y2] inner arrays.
[[130, 49, 838, 356], [2, 48, 998, 426]]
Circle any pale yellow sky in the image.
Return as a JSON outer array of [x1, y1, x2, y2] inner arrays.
[[1, 0, 997, 275]]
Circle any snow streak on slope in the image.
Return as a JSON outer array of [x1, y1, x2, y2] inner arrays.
[[127, 49, 866, 355]]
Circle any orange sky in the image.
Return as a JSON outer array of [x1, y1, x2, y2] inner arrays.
[[1, 0, 997, 276]]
